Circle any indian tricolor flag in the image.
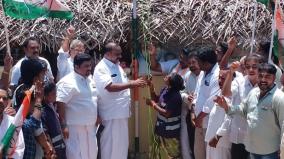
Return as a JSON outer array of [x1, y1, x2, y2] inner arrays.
[[2, 0, 73, 20], [0, 86, 34, 157]]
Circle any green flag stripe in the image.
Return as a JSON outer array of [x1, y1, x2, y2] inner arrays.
[[2, 0, 46, 19], [1, 124, 16, 152], [2, 0, 73, 20]]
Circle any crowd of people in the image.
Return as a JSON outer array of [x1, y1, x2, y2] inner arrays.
[[0, 25, 284, 159]]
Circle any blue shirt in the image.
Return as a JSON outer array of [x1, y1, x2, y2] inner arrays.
[[155, 87, 182, 138], [41, 103, 66, 158]]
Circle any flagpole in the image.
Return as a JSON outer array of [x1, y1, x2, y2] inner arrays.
[[1, 1, 11, 56], [269, 0, 279, 64], [132, 0, 140, 157], [250, 1, 258, 55]]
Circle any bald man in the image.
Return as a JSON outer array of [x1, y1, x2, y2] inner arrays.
[[93, 43, 147, 159]]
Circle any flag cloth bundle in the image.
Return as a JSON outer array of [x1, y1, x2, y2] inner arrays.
[[0, 87, 34, 157], [257, 0, 269, 6], [2, 0, 73, 20]]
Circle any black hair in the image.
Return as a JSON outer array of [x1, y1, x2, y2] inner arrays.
[[168, 73, 185, 91], [22, 37, 39, 48], [20, 58, 46, 86], [188, 52, 198, 60], [244, 54, 263, 65], [181, 48, 190, 57], [197, 47, 217, 65], [44, 82, 56, 96], [218, 43, 228, 55], [73, 53, 92, 67], [258, 63, 277, 75]]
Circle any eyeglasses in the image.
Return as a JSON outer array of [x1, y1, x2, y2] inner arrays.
[[0, 96, 8, 101], [245, 65, 258, 70]]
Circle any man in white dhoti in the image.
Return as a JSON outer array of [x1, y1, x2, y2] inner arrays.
[[93, 42, 147, 159], [205, 70, 232, 159], [57, 53, 98, 159], [0, 89, 25, 159]]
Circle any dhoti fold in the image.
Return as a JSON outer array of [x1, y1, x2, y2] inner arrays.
[[206, 144, 231, 159], [65, 124, 98, 159], [100, 118, 129, 159]]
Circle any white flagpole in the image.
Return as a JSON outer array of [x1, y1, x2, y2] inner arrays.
[[2, 1, 11, 56], [1, 2, 11, 56], [250, 1, 258, 55], [132, 0, 139, 157]]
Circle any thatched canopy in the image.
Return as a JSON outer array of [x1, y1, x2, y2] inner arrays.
[[0, 0, 278, 52]]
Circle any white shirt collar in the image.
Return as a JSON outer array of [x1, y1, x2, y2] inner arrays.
[[103, 58, 117, 68], [244, 76, 257, 89], [73, 71, 88, 81], [206, 63, 219, 76]]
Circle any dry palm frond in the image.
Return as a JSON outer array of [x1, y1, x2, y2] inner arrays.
[[0, 0, 275, 52]]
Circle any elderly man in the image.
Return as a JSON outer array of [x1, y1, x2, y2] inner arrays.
[[57, 26, 85, 80], [57, 53, 98, 159], [93, 42, 147, 159], [10, 37, 54, 89], [217, 63, 284, 159], [0, 89, 25, 159]]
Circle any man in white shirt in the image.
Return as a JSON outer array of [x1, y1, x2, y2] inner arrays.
[[215, 55, 261, 159], [57, 26, 85, 80], [193, 48, 220, 159], [10, 37, 54, 89], [0, 89, 25, 159], [57, 53, 98, 159], [93, 42, 147, 159]]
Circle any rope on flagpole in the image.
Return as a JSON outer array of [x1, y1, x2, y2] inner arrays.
[[269, 0, 279, 64], [1, 1, 11, 56], [139, 1, 162, 157], [250, 1, 258, 55]]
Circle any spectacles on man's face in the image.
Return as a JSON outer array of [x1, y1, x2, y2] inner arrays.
[[245, 65, 258, 70], [0, 96, 9, 101]]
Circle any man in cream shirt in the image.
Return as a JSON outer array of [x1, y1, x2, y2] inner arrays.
[[93, 42, 147, 159], [217, 63, 284, 159]]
